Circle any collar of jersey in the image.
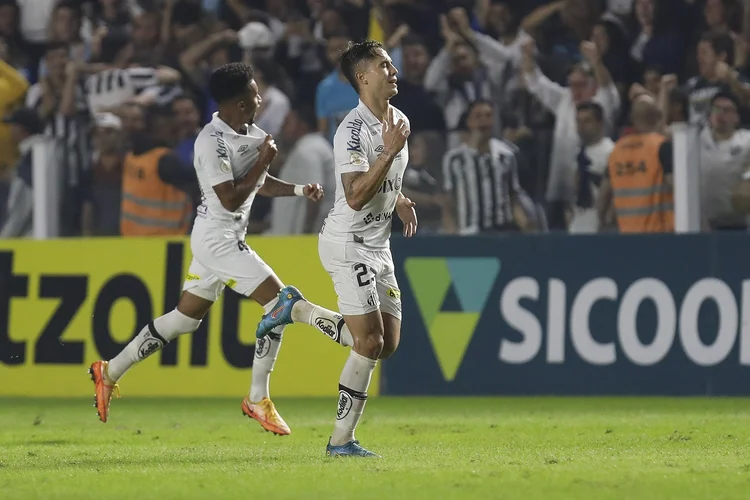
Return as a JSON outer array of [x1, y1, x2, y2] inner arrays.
[[211, 112, 247, 136], [357, 100, 382, 128]]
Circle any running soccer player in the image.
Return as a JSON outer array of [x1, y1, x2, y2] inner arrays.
[[256, 40, 416, 457], [89, 63, 360, 435]]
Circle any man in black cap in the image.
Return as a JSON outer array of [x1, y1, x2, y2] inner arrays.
[[0, 108, 46, 237]]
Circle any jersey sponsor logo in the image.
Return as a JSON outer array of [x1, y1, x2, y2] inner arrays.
[[363, 211, 392, 225], [219, 159, 231, 173], [346, 118, 364, 152], [211, 131, 229, 160], [238, 145, 248, 154], [378, 177, 402, 194], [186, 273, 200, 281]]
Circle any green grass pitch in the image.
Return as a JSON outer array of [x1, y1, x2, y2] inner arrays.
[[1, 397, 749, 499]]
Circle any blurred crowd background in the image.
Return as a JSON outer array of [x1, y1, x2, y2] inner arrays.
[[1, 0, 749, 238]]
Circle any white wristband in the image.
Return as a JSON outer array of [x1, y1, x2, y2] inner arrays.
[[294, 185, 305, 197]]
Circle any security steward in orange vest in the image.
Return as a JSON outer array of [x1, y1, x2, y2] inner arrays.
[[597, 94, 674, 233], [120, 105, 196, 236]]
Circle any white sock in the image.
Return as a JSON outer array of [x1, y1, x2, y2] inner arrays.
[[291, 300, 354, 347], [107, 309, 201, 382], [250, 299, 285, 402], [330, 350, 377, 446]]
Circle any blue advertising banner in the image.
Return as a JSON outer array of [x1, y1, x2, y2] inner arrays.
[[384, 233, 750, 396]]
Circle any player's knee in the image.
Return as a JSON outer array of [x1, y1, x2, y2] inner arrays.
[[354, 325, 385, 359], [361, 333, 385, 358], [379, 337, 399, 359]]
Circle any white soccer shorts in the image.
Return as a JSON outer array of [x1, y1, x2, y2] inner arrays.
[[318, 237, 402, 320], [182, 222, 276, 302]]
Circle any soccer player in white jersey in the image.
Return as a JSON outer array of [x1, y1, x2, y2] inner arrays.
[[89, 63, 364, 435], [256, 40, 417, 457]]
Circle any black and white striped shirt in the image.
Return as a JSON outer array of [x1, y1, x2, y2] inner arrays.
[[25, 79, 91, 188], [85, 67, 159, 113], [443, 138, 525, 234]]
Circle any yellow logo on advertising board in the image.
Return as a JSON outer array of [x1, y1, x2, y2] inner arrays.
[[0, 237, 376, 397]]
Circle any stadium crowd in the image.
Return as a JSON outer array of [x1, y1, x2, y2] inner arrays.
[[1, 0, 750, 237]]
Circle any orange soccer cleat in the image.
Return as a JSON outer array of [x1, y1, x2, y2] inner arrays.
[[241, 396, 291, 436], [88, 360, 120, 423]]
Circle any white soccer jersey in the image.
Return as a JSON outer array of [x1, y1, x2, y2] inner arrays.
[[321, 100, 410, 249], [193, 112, 268, 230]]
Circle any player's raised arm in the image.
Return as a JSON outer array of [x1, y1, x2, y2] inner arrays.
[[340, 108, 409, 211], [206, 134, 278, 212]]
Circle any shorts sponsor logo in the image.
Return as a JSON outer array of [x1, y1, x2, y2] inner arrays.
[[255, 337, 270, 359], [336, 390, 352, 420], [388, 288, 401, 300], [138, 332, 164, 360], [186, 273, 200, 281], [315, 317, 338, 341], [226, 279, 237, 288]]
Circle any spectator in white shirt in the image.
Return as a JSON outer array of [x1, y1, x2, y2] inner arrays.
[[267, 103, 334, 235], [521, 38, 621, 229], [700, 91, 750, 230], [569, 101, 615, 233], [253, 59, 290, 138]]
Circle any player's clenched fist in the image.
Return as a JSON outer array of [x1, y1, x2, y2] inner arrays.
[[381, 107, 410, 155], [257, 134, 278, 166]]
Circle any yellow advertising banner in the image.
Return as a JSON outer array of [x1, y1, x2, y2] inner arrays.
[[0, 236, 378, 397]]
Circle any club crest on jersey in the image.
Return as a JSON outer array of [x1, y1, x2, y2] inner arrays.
[[346, 118, 364, 152]]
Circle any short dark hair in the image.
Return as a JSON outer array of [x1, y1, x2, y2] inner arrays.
[[712, 90, 740, 110], [44, 41, 69, 55], [291, 102, 317, 131], [401, 33, 427, 50], [172, 93, 198, 107], [576, 101, 604, 122], [208, 63, 255, 104], [701, 30, 735, 63], [54, 0, 81, 17], [467, 99, 494, 116], [340, 39, 384, 94], [254, 58, 281, 86]]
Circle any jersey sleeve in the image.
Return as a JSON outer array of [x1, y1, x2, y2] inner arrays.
[[195, 133, 235, 186], [333, 118, 372, 174]]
